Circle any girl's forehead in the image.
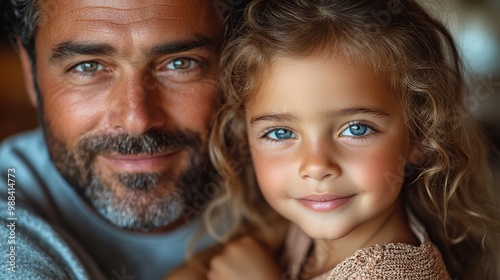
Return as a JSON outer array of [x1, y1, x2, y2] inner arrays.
[[255, 51, 389, 91], [246, 52, 401, 117]]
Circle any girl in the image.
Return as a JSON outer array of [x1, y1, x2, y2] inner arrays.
[[167, 0, 500, 279]]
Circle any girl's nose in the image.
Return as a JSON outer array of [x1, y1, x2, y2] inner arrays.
[[298, 140, 341, 181]]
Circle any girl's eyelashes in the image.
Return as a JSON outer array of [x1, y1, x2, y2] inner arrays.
[[261, 127, 297, 142], [339, 121, 378, 139], [257, 121, 379, 144]]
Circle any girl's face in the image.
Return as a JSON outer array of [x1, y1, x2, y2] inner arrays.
[[245, 52, 417, 240]]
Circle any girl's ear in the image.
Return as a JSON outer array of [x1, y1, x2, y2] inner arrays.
[[408, 141, 425, 166], [18, 40, 38, 108]]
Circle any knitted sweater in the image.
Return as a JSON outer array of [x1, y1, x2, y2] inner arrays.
[[282, 218, 451, 279]]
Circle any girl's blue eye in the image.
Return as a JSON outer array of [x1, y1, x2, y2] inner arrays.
[[265, 128, 297, 140], [341, 124, 372, 137]]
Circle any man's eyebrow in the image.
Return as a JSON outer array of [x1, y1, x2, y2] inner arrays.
[[250, 107, 389, 124], [50, 42, 116, 63], [49, 35, 216, 63], [147, 35, 215, 57]]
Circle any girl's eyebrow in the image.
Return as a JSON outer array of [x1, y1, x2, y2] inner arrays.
[[336, 107, 389, 118], [250, 107, 389, 124], [250, 113, 298, 124]]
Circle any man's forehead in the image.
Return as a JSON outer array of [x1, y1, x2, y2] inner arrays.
[[42, 0, 218, 15], [40, 1, 220, 32], [37, 0, 223, 55]]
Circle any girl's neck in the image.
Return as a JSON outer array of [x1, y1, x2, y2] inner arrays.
[[300, 199, 419, 279]]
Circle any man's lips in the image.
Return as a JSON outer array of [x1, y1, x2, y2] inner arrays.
[[297, 194, 353, 212], [99, 149, 182, 173]]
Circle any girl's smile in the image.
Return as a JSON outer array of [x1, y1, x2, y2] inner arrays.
[[297, 193, 354, 212]]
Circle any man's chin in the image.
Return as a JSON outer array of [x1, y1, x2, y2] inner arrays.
[[84, 176, 187, 231]]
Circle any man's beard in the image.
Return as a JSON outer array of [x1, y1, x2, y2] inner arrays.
[[44, 127, 211, 231]]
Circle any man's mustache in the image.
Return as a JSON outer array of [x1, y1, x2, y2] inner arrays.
[[78, 129, 202, 155]]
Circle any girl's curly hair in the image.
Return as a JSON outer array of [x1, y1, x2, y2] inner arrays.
[[206, 0, 500, 279]]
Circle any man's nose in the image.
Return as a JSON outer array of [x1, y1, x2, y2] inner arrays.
[[108, 72, 166, 136]]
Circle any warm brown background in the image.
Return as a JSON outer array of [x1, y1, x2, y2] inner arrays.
[[0, 32, 38, 141]]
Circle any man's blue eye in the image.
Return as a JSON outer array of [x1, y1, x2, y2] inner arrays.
[[266, 128, 296, 140], [167, 58, 196, 70], [341, 124, 372, 137], [74, 61, 104, 72]]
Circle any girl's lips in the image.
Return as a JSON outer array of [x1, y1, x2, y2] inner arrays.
[[99, 149, 182, 173], [297, 194, 353, 212]]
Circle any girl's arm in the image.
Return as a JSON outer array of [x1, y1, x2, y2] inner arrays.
[[163, 236, 283, 280], [207, 236, 283, 280], [165, 217, 288, 280], [164, 263, 205, 280], [163, 244, 224, 280], [207, 217, 288, 280]]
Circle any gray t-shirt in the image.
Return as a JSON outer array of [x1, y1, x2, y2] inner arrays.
[[0, 129, 215, 279], [0, 203, 103, 280]]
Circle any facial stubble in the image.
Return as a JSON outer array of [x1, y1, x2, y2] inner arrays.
[[44, 128, 211, 231]]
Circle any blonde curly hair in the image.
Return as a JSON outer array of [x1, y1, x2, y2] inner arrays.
[[206, 0, 500, 278]]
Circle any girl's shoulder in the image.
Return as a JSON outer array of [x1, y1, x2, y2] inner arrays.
[[327, 209, 451, 279], [328, 239, 451, 280]]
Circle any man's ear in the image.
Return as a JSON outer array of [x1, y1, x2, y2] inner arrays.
[[18, 40, 38, 108]]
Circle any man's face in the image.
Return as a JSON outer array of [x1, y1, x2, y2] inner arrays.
[[30, 0, 223, 231]]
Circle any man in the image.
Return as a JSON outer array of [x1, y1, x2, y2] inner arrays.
[[0, 0, 239, 278]]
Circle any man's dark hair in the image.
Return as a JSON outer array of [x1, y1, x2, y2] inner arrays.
[[3, 0, 38, 60]]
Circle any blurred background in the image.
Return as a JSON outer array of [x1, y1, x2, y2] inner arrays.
[[421, 0, 500, 146], [0, 1, 499, 164], [0, 14, 37, 142]]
